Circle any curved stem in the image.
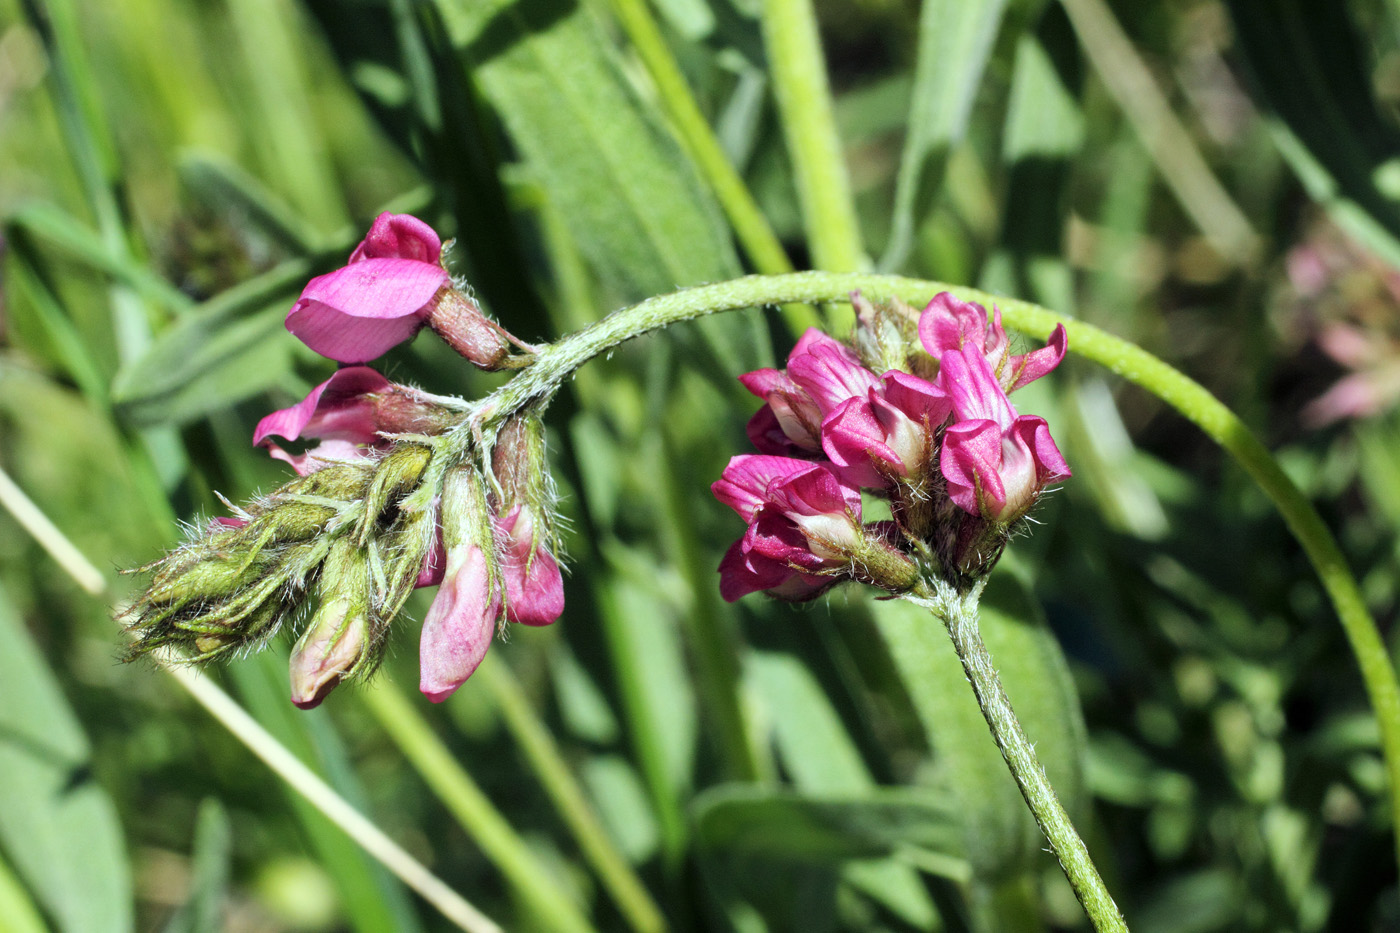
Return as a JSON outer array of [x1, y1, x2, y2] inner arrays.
[[472, 270, 1400, 873], [910, 582, 1127, 932]]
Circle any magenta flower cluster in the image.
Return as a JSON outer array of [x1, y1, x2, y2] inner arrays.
[[259, 213, 562, 706], [715, 293, 1071, 600]]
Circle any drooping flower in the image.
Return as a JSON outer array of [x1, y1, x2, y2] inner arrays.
[[419, 466, 502, 702], [496, 504, 565, 624], [740, 329, 882, 456], [253, 366, 455, 475], [918, 292, 1067, 393], [284, 212, 515, 367], [937, 346, 1071, 524], [419, 542, 501, 703]]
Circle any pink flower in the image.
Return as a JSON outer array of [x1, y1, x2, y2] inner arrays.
[[821, 371, 951, 487], [937, 347, 1070, 523], [917, 292, 1067, 393], [253, 366, 450, 475], [496, 504, 565, 625], [419, 544, 501, 703], [286, 213, 453, 363], [740, 330, 881, 455], [712, 455, 864, 602]]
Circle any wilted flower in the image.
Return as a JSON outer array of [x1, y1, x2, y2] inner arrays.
[[253, 366, 455, 475]]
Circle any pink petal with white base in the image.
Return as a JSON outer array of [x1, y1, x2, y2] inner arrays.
[[939, 347, 1017, 428]]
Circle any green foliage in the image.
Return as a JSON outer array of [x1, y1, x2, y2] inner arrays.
[[4, 0, 1400, 929]]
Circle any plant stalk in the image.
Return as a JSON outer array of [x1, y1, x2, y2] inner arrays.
[[461, 270, 1400, 876], [911, 582, 1127, 932]]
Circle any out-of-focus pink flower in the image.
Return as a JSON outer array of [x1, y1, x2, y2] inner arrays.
[[740, 330, 881, 455], [286, 214, 452, 363], [821, 371, 950, 487], [419, 544, 501, 703], [253, 366, 451, 476], [496, 504, 564, 626], [938, 347, 1070, 523], [917, 292, 1067, 393], [712, 455, 863, 602]]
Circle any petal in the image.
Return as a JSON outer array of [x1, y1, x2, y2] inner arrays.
[[497, 506, 565, 626], [350, 213, 443, 264], [712, 455, 816, 522], [746, 405, 811, 457], [1006, 324, 1068, 392], [737, 368, 790, 399], [746, 509, 840, 568], [285, 259, 450, 362], [820, 397, 893, 487], [938, 346, 1017, 428], [940, 419, 1007, 516], [1010, 415, 1072, 484], [419, 546, 501, 703], [787, 335, 880, 414], [262, 438, 368, 476], [253, 366, 392, 446], [917, 292, 988, 356], [718, 538, 793, 602], [416, 526, 446, 588]]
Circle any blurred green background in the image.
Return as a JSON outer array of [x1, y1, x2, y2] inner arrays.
[[4, 0, 1400, 929]]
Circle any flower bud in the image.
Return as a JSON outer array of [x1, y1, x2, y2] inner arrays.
[[851, 292, 931, 379], [290, 540, 372, 709], [425, 289, 517, 371], [358, 442, 433, 545]]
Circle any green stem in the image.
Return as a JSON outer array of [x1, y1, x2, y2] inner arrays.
[[910, 581, 1127, 932], [360, 679, 600, 933], [476, 659, 669, 933], [760, 0, 866, 274], [468, 270, 1400, 874]]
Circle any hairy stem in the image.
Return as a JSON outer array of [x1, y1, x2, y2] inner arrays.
[[465, 270, 1400, 874], [910, 582, 1127, 931]]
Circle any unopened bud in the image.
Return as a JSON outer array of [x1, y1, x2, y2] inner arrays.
[[359, 442, 433, 543], [425, 289, 516, 370], [290, 539, 373, 709], [851, 292, 932, 379]]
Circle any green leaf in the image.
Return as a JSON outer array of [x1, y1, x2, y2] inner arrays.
[[0, 584, 133, 933], [162, 800, 232, 933], [749, 652, 943, 928], [110, 261, 309, 427], [4, 205, 193, 316], [1228, 0, 1400, 268], [434, 0, 765, 370], [178, 151, 326, 255], [692, 784, 965, 870], [870, 576, 1087, 882], [881, 0, 1009, 271], [0, 849, 49, 933]]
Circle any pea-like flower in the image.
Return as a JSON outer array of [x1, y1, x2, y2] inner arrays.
[[285, 213, 517, 367], [918, 292, 1067, 393], [937, 345, 1071, 524], [741, 329, 881, 456]]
